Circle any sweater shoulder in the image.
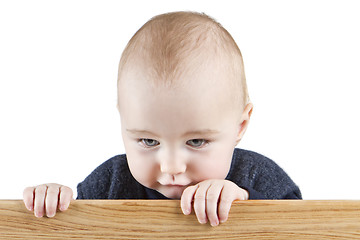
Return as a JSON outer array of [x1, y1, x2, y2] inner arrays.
[[77, 154, 143, 199], [227, 148, 281, 177], [227, 148, 301, 199]]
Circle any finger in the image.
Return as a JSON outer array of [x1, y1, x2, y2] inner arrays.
[[45, 185, 60, 218], [23, 187, 35, 211], [181, 185, 198, 215], [193, 181, 212, 224], [59, 186, 73, 211], [34, 185, 48, 218], [218, 185, 236, 223], [206, 183, 224, 227]]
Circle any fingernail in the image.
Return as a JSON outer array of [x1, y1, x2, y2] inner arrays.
[[199, 219, 207, 224], [47, 212, 55, 218], [184, 208, 190, 215], [220, 217, 227, 223], [60, 204, 66, 211], [211, 220, 219, 227], [35, 212, 43, 218]]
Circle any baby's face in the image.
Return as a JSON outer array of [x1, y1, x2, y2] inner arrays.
[[118, 65, 243, 199]]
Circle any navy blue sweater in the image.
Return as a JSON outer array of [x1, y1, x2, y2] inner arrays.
[[77, 148, 301, 200]]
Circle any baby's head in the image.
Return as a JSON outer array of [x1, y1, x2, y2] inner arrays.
[[117, 11, 253, 199]]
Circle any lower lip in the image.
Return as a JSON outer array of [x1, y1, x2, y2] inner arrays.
[[166, 185, 185, 187]]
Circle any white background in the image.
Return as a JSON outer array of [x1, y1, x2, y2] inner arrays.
[[1, 0, 359, 200]]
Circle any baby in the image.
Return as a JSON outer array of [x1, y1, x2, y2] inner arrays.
[[23, 11, 301, 227]]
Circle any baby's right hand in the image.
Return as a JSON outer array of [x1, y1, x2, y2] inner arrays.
[[23, 183, 73, 218]]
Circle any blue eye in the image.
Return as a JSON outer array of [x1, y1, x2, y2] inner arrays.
[[186, 139, 208, 148], [140, 139, 159, 147]]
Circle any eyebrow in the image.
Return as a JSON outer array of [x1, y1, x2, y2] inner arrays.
[[126, 129, 160, 138], [126, 129, 220, 138]]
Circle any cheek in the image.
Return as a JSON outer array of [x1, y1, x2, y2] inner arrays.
[[122, 135, 158, 187], [190, 149, 233, 181], [126, 149, 159, 188]]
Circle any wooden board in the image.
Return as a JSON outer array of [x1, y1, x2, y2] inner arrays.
[[0, 200, 360, 239]]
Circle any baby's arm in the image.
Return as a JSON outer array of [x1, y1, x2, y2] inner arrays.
[[23, 183, 73, 218], [180, 180, 248, 227]]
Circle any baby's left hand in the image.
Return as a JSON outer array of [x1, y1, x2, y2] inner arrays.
[[181, 179, 248, 227]]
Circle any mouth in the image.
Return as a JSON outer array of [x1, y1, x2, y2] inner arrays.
[[164, 184, 186, 187], [158, 180, 192, 188], [160, 182, 191, 189], [159, 184, 188, 199]]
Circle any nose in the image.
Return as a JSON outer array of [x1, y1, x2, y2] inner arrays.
[[159, 150, 187, 175]]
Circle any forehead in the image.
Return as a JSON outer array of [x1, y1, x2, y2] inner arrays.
[[118, 51, 235, 97], [119, 56, 234, 105], [118, 65, 237, 135]]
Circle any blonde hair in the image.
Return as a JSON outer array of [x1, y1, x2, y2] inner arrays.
[[117, 11, 249, 109]]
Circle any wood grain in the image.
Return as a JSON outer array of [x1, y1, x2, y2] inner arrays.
[[0, 200, 360, 239]]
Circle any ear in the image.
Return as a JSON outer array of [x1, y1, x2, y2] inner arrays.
[[116, 103, 121, 112], [235, 103, 253, 146]]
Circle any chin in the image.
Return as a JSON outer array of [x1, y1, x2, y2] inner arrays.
[[159, 186, 185, 199]]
